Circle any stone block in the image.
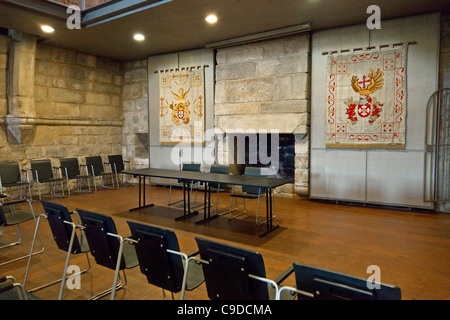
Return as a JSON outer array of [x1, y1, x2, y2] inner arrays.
[[0, 35, 10, 54], [214, 102, 260, 115], [295, 169, 309, 185], [123, 84, 142, 99], [48, 88, 85, 104], [76, 53, 97, 67], [216, 62, 256, 81], [36, 60, 61, 76], [124, 68, 148, 82], [217, 113, 307, 133], [216, 45, 263, 64], [260, 100, 308, 114], [85, 92, 111, 106], [295, 154, 309, 169], [62, 65, 87, 81], [52, 47, 77, 64]]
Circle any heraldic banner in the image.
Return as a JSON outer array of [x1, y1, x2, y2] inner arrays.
[[326, 46, 407, 150], [159, 67, 205, 145]]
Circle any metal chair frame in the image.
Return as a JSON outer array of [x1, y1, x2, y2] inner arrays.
[[23, 201, 91, 300], [0, 199, 44, 266], [84, 156, 117, 192], [60, 158, 91, 196], [0, 161, 32, 201], [30, 159, 65, 200]]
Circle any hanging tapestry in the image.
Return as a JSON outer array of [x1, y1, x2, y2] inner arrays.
[[326, 46, 407, 149], [159, 67, 205, 145]]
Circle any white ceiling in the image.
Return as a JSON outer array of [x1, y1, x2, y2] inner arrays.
[[0, 0, 449, 61]]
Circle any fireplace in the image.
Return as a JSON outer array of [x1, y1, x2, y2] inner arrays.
[[228, 133, 295, 179]]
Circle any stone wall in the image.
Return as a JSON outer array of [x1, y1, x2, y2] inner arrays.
[[0, 33, 124, 198], [122, 59, 149, 176], [214, 34, 311, 198], [438, 15, 450, 213], [0, 35, 8, 123]]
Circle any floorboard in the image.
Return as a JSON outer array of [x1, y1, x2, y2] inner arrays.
[[1, 184, 449, 300]]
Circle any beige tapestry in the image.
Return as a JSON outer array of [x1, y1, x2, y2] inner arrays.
[[159, 67, 205, 145], [326, 47, 407, 149]]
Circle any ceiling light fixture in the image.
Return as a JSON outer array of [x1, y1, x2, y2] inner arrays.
[[41, 25, 55, 33], [134, 33, 145, 41], [205, 14, 218, 24]]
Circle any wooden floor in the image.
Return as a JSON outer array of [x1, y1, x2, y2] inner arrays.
[[1, 184, 449, 300]]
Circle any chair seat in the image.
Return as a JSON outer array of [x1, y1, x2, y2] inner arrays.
[[184, 260, 204, 291], [3, 210, 34, 226], [230, 193, 261, 199], [0, 283, 40, 300], [38, 177, 64, 183], [122, 240, 139, 269], [2, 181, 30, 188], [77, 232, 90, 254]]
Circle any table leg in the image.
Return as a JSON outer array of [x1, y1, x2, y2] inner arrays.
[[259, 188, 279, 237], [175, 180, 199, 221], [129, 175, 154, 212]]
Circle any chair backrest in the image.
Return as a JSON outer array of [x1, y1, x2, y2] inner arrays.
[[292, 263, 401, 300], [59, 158, 81, 179], [107, 155, 125, 173], [76, 209, 123, 270], [243, 167, 263, 195], [41, 201, 83, 254], [85, 156, 105, 176], [195, 237, 269, 300], [30, 160, 54, 181], [210, 164, 230, 175], [127, 221, 185, 293], [209, 164, 230, 189], [0, 162, 21, 185], [182, 163, 201, 172]]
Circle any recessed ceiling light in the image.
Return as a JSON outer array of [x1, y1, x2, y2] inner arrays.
[[134, 33, 145, 41], [205, 14, 218, 24], [41, 25, 55, 33]]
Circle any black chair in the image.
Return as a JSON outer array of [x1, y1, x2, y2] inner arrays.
[[85, 156, 117, 192], [208, 164, 233, 215], [30, 159, 65, 200], [127, 220, 204, 300], [0, 276, 39, 300], [106, 154, 132, 188], [76, 209, 138, 300], [168, 162, 201, 207], [229, 167, 276, 225], [0, 161, 32, 200], [60, 158, 91, 195], [193, 237, 290, 300], [0, 199, 44, 266], [277, 263, 402, 300], [23, 201, 91, 300]]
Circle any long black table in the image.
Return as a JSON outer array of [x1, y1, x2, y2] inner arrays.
[[122, 168, 292, 237]]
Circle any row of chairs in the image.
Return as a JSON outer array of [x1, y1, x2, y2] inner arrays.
[[0, 155, 131, 201], [170, 163, 275, 226], [15, 201, 401, 300]]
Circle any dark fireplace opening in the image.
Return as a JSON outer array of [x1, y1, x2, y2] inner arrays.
[[230, 133, 295, 179]]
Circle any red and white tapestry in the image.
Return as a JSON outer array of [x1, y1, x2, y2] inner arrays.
[[326, 47, 407, 149], [159, 67, 205, 145]]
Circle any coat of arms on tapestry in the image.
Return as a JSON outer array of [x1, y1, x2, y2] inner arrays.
[[326, 47, 407, 149], [159, 67, 205, 145]]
